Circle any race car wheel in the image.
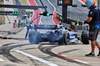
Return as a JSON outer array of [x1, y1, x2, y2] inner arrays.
[[81, 31, 89, 44], [28, 30, 39, 44], [64, 33, 70, 45]]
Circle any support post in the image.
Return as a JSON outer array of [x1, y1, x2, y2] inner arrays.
[[62, 6, 67, 23]]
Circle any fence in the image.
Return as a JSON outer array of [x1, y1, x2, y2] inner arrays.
[[67, 11, 88, 22]]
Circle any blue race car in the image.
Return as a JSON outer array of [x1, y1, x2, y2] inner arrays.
[[28, 25, 89, 45]]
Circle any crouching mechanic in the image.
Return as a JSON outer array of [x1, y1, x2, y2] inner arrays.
[[54, 23, 65, 35], [84, 0, 100, 56], [25, 14, 34, 40]]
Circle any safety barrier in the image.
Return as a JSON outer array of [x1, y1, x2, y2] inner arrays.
[[56, 13, 63, 21], [56, 13, 83, 24]]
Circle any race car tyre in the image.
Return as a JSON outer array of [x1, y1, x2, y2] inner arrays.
[[28, 30, 39, 44], [64, 33, 70, 45], [81, 31, 89, 44]]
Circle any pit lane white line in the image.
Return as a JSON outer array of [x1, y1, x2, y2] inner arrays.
[[0, 58, 4, 61], [47, 0, 56, 11], [27, 0, 43, 24], [47, 0, 56, 24], [74, 59, 88, 64], [34, 0, 43, 25], [15, 50, 58, 66]]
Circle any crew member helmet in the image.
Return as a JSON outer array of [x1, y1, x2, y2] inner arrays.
[[85, 0, 95, 9]]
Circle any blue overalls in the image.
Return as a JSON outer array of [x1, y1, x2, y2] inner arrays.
[[88, 6, 100, 41], [25, 17, 34, 40], [88, 6, 100, 28]]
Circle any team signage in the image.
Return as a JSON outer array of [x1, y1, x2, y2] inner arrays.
[[57, 0, 73, 6], [11, 11, 32, 15], [57, 0, 63, 5]]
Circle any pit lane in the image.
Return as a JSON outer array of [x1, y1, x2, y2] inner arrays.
[[0, 39, 98, 66]]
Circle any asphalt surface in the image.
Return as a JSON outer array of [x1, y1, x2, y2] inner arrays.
[[0, 34, 100, 66]]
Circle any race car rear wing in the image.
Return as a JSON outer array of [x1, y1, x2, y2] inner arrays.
[[34, 25, 57, 30]]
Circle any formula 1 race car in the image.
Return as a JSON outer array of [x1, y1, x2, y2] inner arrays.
[[28, 25, 89, 45]]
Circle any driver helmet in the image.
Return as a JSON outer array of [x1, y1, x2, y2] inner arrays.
[[57, 24, 63, 28], [85, 0, 95, 9], [60, 25, 63, 28], [57, 21, 62, 28]]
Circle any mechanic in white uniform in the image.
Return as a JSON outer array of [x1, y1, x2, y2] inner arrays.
[[25, 14, 34, 40]]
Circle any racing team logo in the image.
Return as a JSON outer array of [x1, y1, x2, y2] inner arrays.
[[20, 9, 27, 15]]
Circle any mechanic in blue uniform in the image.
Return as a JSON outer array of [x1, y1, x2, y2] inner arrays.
[[84, 0, 100, 56], [54, 23, 65, 35], [25, 14, 34, 40], [53, 23, 66, 45]]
